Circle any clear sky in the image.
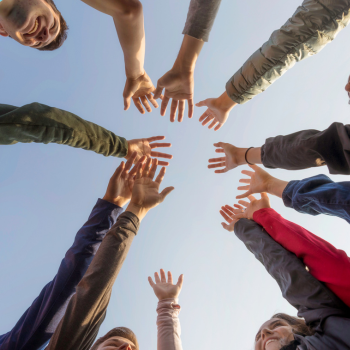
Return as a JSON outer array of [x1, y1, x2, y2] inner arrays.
[[1, 0, 350, 349]]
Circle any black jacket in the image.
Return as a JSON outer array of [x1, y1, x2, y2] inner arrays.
[[234, 219, 350, 350]]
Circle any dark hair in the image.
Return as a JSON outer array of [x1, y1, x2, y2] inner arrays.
[[90, 327, 139, 350], [272, 313, 315, 337], [38, 0, 68, 51]]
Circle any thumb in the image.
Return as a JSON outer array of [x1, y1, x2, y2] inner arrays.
[[124, 97, 131, 111], [248, 164, 259, 171], [261, 192, 269, 200], [160, 186, 175, 200], [148, 276, 155, 288], [236, 191, 251, 199], [195, 99, 208, 107], [221, 222, 234, 232], [153, 80, 164, 99]]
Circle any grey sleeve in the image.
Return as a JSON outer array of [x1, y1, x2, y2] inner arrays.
[[182, 0, 221, 42], [0, 102, 128, 157], [226, 0, 350, 104], [46, 212, 140, 350], [234, 219, 348, 324]]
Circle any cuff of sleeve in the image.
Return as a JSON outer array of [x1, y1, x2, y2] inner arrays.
[[157, 298, 181, 312], [117, 137, 128, 158], [118, 211, 140, 233], [225, 80, 245, 104], [252, 208, 278, 226], [97, 198, 123, 210], [281, 181, 298, 208]]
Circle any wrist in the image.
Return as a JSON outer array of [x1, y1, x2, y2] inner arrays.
[[125, 203, 148, 221], [245, 147, 262, 165], [125, 69, 145, 80], [215, 92, 237, 112], [102, 196, 130, 208]]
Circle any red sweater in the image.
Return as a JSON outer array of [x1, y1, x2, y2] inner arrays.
[[253, 208, 350, 307]]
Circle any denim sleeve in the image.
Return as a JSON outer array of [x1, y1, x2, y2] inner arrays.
[[234, 219, 349, 325], [0, 199, 123, 350], [283, 175, 350, 224]]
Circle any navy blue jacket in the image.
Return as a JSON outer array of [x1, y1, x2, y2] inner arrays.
[[282, 174, 350, 224], [0, 199, 123, 350]]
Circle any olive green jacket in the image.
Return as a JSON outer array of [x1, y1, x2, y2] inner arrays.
[[0, 103, 128, 157], [226, 0, 350, 104]]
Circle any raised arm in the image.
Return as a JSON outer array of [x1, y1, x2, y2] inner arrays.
[[148, 269, 184, 350], [253, 208, 350, 308], [197, 0, 350, 131], [154, 0, 221, 122], [221, 195, 349, 323], [0, 103, 173, 165], [47, 158, 174, 350]]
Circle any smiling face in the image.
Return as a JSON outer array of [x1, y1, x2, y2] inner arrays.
[[96, 336, 137, 350], [255, 318, 295, 350], [0, 0, 60, 49]]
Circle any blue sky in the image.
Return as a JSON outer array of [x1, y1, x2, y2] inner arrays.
[[1, 0, 350, 349]]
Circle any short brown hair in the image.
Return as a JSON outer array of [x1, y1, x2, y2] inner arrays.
[[90, 327, 139, 350], [38, 0, 68, 51], [272, 313, 315, 337]]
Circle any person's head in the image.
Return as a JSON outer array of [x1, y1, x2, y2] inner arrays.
[[90, 327, 139, 350], [346, 75, 350, 103], [254, 313, 314, 350], [0, 0, 68, 50]]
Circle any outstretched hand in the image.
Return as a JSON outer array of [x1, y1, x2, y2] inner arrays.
[[196, 92, 237, 131], [153, 69, 194, 122], [126, 136, 173, 166], [103, 152, 146, 207], [126, 157, 174, 220], [236, 164, 274, 199], [123, 72, 159, 114], [148, 269, 184, 301], [220, 205, 244, 232]]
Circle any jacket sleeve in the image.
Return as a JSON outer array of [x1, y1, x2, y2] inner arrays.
[[0, 103, 128, 157], [234, 218, 349, 324], [253, 208, 350, 308], [226, 0, 350, 104], [46, 212, 140, 350], [282, 174, 350, 223], [156, 299, 183, 350], [182, 0, 221, 42], [261, 122, 350, 174], [0, 199, 123, 350]]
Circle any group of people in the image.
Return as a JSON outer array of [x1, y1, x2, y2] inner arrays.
[[1, 0, 350, 349]]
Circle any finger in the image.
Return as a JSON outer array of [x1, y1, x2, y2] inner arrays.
[[111, 161, 125, 179], [234, 204, 244, 209], [157, 160, 170, 166], [147, 93, 159, 108], [170, 99, 178, 123], [238, 200, 250, 207], [241, 170, 254, 177], [214, 123, 223, 131], [195, 99, 207, 108], [160, 96, 170, 116], [150, 151, 173, 159], [208, 162, 225, 169], [224, 205, 236, 213], [150, 142, 172, 149], [188, 99, 194, 119], [135, 162, 143, 180], [213, 142, 225, 148], [153, 85, 163, 100], [154, 272, 161, 284], [124, 152, 137, 174], [198, 109, 210, 122], [237, 185, 250, 190], [160, 269, 166, 283], [148, 158, 158, 180], [214, 168, 228, 174], [208, 119, 217, 129], [178, 100, 185, 122], [142, 157, 152, 177], [249, 164, 260, 171], [201, 115, 214, 126], [261, 192, 269, 200], [221, 206, 234, 217], [140, 96, 152, 113], [239, 179, 251, 184], [232, 213, 245, 220], [160, 186, 175, 199], [221, 222, 233, 231], [147, 136, 166, 142], [215, 148, 225, 153], [177, 274, 184, 288], [133, 97, 145, 114], [124, 96, 131, 111], [168, 271, 173, 284], [155, 167, 166, 184], [208, 157, 226, 163], [148, 276, 155, 288], [220, 210, 233, 223], [236, 191, 252, 199], [247, 195, 257, 202], [129, 156, 147, 177]]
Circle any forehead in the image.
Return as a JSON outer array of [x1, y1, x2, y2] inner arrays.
[[109, 335, 135, 346], [258, 318, 285, 332]]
